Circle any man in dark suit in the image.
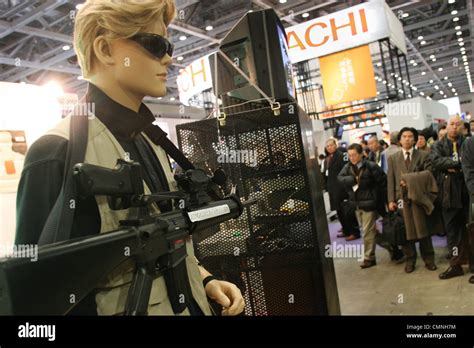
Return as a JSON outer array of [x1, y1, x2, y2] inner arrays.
[[367, 136, 383, 167], [432, 115, 472, 280], [387, 127, 436, 273], [461, 134, 474, 284], [323, 138, 360, 241]]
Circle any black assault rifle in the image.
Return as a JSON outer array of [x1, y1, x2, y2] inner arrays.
[[0, 159, 252, 315]]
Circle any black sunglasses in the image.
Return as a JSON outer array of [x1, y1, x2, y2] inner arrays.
[[129, 33, 174, 59]]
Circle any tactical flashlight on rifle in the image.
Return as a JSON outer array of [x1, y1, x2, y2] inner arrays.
[[0, 159, 255, 315]]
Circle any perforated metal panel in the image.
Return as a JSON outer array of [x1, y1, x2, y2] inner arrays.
[[177, 103, 339, 315]]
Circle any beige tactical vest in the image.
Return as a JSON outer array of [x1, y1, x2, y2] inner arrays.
[[46, 114, 212, 316]]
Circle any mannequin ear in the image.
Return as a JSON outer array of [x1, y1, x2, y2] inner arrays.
[[93, 36, 115, 66]]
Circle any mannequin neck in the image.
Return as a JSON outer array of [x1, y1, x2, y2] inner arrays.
[[88, 74, 143, 113]]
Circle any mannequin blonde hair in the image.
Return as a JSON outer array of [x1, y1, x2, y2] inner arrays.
[[73, 0, 176, 78]]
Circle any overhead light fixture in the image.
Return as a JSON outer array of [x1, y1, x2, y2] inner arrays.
[[464, 62, 469, 65], [429, 80, 433, 83], [62, 45, 71, 51], [432, 58, 436, 62], [170, 97, 176, 101], [417, 36, 424, 40], [429, 54, 435, 59], [459, 42, 465, 46], [279, 0, 287, 3], [440, 90, 444, 94], [421, 71, 426, 75], [77, 76, 84, 80], [377, 62, 382, 67], [302, 12, 309, 18], [410, 59, 415, 64], [177, 56, 184, 61], [455, 92, 458, 96], [448, 82, 453, 87], [452, 88, 456, 92], [205, 25, 213, 31], [76, 4, 84, 10], [402, 13, 409, 18], [420, 92, 424, 96], [157, 97, 163, 100], [438, 67, 443, 72], [458, 37, 464, 42], [413, 62, 418, 66], [456, 31, 462, 35], [434, 85, 439, 90], [179, 35, 187, 41], [451, 10, 458, 15], [444, 76, 448, 80], [455, 25, 461, 30], [448, 0, 455, 3], [453, 17, 459, 22], [420, 40, 426, 45]]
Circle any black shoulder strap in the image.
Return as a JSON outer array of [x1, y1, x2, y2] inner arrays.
[[38, 112, 89, 245], [144, 124, 195, 171], [38, 118, 192, 246]]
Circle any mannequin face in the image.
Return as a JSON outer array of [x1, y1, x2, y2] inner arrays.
[[91, 21, 172, 101], [113, 23, 171, 98]]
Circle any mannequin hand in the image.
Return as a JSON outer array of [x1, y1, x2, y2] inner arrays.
[[204, 279, 245, 316], [388, 202, 398, 211]]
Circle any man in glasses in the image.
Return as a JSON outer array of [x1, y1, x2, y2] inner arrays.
[[15, 0, 244, 316]]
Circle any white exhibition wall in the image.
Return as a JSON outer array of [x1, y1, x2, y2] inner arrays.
[[0, 81, 68, 252]]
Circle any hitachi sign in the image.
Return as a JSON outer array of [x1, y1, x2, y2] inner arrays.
[[285, 1, 406, 63]]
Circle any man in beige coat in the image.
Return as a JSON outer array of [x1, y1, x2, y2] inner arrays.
[[387, 127, 437, 273]]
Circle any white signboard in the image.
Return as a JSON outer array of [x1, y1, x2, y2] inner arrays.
[[178, 1, 407, 103], [177, 54, 213, 106], [285, 1, 406, 63]]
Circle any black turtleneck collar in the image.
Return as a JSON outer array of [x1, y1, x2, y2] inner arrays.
[[85, 82, 156, 139]]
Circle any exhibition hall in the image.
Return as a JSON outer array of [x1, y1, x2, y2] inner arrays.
[[0, 0, 473, 344]]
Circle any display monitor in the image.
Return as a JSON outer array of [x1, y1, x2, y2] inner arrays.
[[210, 9, 296, 104]]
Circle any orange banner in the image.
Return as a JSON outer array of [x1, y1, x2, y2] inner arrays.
[[319, 44, 377, 107]]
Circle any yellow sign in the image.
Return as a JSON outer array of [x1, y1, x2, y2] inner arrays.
[[319, 44, 377, 106]]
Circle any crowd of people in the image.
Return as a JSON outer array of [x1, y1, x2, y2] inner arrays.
[[320, 115, 474, 284]]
